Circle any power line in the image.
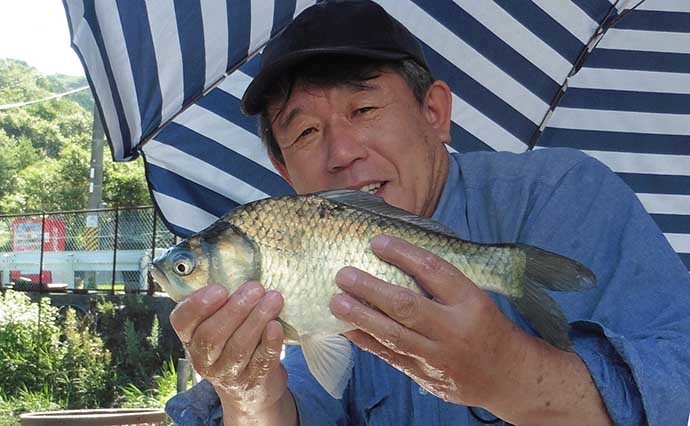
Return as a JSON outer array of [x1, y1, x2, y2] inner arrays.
[[0, 86, 90, 111]]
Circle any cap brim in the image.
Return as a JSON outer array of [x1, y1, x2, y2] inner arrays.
[[240, 47, 409, 115]]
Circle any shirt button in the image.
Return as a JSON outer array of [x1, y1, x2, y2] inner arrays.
[[418, 386, 428, 395]]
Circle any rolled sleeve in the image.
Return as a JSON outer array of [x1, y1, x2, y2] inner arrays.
[[165, 346, 347, 426], [572, 321, 646, 424], [165, 380, 223, 426]]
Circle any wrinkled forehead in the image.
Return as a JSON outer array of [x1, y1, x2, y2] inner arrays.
[[267, 69, 396, 125]]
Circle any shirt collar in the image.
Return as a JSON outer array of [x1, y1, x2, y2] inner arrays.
[[431, 152, 469, 238]]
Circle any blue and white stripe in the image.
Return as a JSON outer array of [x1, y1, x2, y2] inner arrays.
[[63, 0, 690, 271]]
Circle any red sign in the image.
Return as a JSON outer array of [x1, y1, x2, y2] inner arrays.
[[12, 219, 66, 252]]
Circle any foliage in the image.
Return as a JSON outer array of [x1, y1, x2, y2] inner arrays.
[[0, 387, 64, 426], [0, 59, 150, 213], [120, 358, 179, 409], [0, 291, 111, 409], [0, 291, 182, 423], [95, 295, 183, 397], [59, 309, 112, 408], [103, 157, 150, 207], [0, 291, 64, 394]]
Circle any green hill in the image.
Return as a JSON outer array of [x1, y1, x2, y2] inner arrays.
[[0, 59, 149, 214]]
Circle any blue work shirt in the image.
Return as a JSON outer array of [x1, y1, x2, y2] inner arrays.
[[166, 148, 690, 425]]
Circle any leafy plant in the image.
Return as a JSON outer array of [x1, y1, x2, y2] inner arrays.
[[0, 291, 63, 395], [120, 358, 179, 409], [0, 387, 64, 426], [0, 291, 112, 409], [94, 295, 183, 395], [58, 308, 112, 408]]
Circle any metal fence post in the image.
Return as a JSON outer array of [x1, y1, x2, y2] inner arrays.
[[39, 212, 46, 287], [111, 206, 120, 294], [149, 208, 158, 295]]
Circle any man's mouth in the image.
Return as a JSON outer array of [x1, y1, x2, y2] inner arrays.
[[358, 182, 384, 195]]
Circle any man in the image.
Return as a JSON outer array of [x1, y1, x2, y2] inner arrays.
[[165, 1, 690, 425]]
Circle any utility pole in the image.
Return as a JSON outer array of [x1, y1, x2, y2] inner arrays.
[[87, 108, 105, 212], [81, 107, 105, 290]]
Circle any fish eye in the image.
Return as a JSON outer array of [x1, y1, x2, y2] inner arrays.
[[172, 253, 195, 276]]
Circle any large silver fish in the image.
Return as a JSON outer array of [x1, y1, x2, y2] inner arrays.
[[150, 190, 595, 398]]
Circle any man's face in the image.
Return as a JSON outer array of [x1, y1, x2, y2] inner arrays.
[[269, 69, 451, 217]]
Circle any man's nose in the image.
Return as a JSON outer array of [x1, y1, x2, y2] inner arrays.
[[325, 117, 367, 172]]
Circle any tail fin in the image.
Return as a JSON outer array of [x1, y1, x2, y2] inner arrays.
[[512, 245, 595, 350]]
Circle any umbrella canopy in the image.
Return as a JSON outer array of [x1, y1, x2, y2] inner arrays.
[[63, 0, 689, 272]]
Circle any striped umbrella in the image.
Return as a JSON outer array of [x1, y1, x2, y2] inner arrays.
[[62, 0, 690, 272]]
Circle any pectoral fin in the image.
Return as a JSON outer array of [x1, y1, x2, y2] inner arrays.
[[300, 334, 353, 399]]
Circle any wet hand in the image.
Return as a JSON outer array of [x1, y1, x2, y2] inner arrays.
[[329, 235, 526, 407], [169, 282, 288, 411]]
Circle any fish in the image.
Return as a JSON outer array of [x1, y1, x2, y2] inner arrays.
[[150, 189, 595, 398]]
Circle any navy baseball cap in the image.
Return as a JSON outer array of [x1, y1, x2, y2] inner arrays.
[[241, 0, 429, 115]]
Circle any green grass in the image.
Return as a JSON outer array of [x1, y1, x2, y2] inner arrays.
[[95, 283, 126, 291], [0, 388, 64, 426]]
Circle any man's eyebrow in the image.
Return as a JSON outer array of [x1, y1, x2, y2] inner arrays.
[[277, 106, 303, 130], [275, 80, 381, 129]]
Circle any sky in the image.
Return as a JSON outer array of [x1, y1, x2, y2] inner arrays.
[[0, 0, 84, 76]]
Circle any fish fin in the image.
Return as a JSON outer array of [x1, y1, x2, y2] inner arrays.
[[277, 318, 301, 344], [300, 334, 353, 399], [514, 282, 574, 351], [518, 244, 596, 291], [316, 189, 457, 237], [513, 245, 596, 351]]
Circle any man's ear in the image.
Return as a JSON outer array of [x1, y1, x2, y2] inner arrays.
[[269, 152, 293, 185], [422, 80, 452, 146]]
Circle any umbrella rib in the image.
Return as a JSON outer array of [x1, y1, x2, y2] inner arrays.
[[527, 0, 649, 151]]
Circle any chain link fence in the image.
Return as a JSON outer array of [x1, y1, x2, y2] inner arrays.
[[0, 207, 176, 294]]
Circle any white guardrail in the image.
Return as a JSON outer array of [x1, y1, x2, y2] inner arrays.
[[0, 249, 167, 288]]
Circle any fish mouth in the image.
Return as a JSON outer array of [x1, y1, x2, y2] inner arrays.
[[149, 264, 171, 293]]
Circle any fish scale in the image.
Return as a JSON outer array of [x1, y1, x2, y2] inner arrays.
[[151, 189, 595, 398], [228, 195, 519, 336]]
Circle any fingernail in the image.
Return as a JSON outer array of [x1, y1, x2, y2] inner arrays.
[[258, 291, 281, 313], [201, 285, 227, 304], [331, 294, 353, 315], [336, 267, 358, 289], [266, 321, 282, 341], [240, 281, 264, 303], [371, 235, 390, 251]]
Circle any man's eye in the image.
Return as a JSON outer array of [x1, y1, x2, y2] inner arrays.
[[355, 106, 375, 115], [298, 127, 317, 139]]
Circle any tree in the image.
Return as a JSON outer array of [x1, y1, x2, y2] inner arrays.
[[103, 157, 150, 208], [0, 59, 151, 213]]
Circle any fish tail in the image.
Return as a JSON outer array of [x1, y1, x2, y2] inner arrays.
[[511, 244, 595, 351]]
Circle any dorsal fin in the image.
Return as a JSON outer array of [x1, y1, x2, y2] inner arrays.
[[315, 189, 458, 238]]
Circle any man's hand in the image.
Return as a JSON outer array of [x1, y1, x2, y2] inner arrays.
[[329, 235, 611, 425], [170, 282, 297, 426], [329, 234, 521, 407]]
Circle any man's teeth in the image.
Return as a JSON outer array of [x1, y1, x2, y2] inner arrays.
[[359, 183, 382, 194]]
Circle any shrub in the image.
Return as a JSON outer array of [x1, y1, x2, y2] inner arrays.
[[0, 387, 63, 426], [0, 291, 64, 397], [95, 295, 182, 395], [0, 290, 112, 410], [120, 358, 179, 409], [59, 308, 112, 408], [0, 290, 181, 422]]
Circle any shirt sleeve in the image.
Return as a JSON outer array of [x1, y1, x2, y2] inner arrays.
[[164, 346, 348, 425], [516, 152, 690, 425], [165, 380, 223, 426]]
